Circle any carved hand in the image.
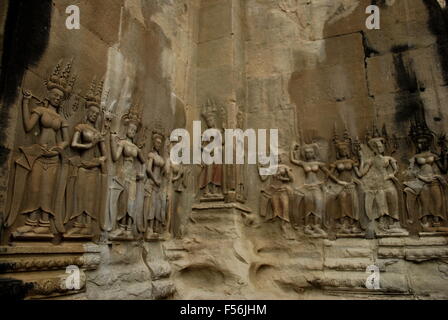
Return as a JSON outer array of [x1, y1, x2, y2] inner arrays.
[[94, 134, 105, 143], [23, 89, 33, 100], [386, 174, 396, 181], [50, 145, 64, 154]]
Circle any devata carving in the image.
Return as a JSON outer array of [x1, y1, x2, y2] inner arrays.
[[108, 105, 145, 240], [144, 122, 169, 239], [358, 125, 406, 235], [259, 154, 294, 226], [167, 139, 192, 238], [404, 121, 448, 232], [199, 99, 225, 201], [5, 60, 76, 238], [235, 109, 247, 203], [65, 79, 108, 238], [327, 126, 364, 235], [291, 142, 338, 237]]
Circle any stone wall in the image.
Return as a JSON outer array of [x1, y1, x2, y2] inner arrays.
[[1, 0, 448, 300]]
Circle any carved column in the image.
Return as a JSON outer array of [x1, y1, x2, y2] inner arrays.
[[196, 0, 247, 205]]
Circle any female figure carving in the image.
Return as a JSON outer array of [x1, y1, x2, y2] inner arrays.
[[144, 126, 169, 239], [358, 130, 405, 234], [404, 122, 448, 231], [6, 60, 75, 237], [291, 142, 346, 236], [259, 154, 294, 225], [327, 128, 364, 234], [108, 106, 145, 240], [65, 79, 108, 237]]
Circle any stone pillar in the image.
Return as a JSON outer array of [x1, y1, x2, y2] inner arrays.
[[196, 0, 247, 204]]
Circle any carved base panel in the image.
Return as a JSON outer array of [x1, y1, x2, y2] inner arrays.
[[62, 234, 94, 241], [376, 231, 410, 238], [335, 233, 366, 238], [11, 233, 55, 242], [199, 195, 225, 203], [0, 243, 101, 299], [378, 236, 448, 262]]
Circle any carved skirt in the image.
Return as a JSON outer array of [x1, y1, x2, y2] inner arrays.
[[330, 183, 359, 221], [21, 155, 60, 216], [263, 185, 291, 222], [144, 183, 167, 224], [364, 181, 399, 221], [69, 167, 102, 220], [6, 145, 66, 232], [113, 161, 140, 223], [405, 179, 447, 220], [301, 184, 326, 220], [200, 164, 223, 189]]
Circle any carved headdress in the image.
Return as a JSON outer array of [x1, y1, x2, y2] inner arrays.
[[122, 103, 142, 129], [366, 122, 386, 150], [45, 59, 76, 99], [333, 124, 354, 159], [300, 142, 320, 160], [409, 120, 435, 147], [201, 98, 218, 119], [333, 124, 352, 148], [152, 118, 166, 141], [85, 78, 104, 109], [201, 98, 227, 128]]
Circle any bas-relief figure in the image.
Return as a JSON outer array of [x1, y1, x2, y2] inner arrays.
[[327, 127, 364, 235], [358, 127, 407, 235], [259, 154, 294, 227], [199, 100, 225, 201], [5, 60, 75, 238], [143, 124, 169, 240], [167, 135, 194, 238], [108, 105, 145, 240], [404, 122, 448, 232], [65, 79, 108, 238], [5, 57, 448, 248], [235, 109, 247, 203], [291, 142, 342, 237]]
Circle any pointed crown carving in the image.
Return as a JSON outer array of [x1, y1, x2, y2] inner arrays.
[[152, 118, 166, 140], [409, 120, 434, 144], [45, 59, 76, 99], [201, 98, 219, 119], [122, 103, 142, 128], [85, 78, 104, 109], [333, 123, 352, 148]]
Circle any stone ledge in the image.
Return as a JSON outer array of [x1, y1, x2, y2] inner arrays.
[[192, 201, 252, 213]]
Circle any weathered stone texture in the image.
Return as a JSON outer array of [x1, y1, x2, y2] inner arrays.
[[2, 0, 448, 300]]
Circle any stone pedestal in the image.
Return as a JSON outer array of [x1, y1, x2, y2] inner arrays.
[[190, 202, 251, 240]]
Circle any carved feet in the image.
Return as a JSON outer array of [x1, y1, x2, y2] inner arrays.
[[109, 227, 134, 241], [14, 216, 52, 239], [304, 224, 327, 237], [64, 224, 93, 239]]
